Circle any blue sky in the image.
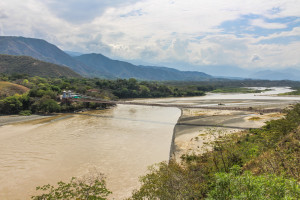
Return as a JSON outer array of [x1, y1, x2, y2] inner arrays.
[[0, 0, 299, 70]]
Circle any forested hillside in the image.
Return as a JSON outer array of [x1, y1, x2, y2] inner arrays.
[[0, 55, 81, 78]]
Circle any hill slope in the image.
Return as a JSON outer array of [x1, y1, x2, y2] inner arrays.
[[0, 36, 90, 75], [0, 54, 81, 78], [75, 53, 212, 81], [0, 81, 29, 98]]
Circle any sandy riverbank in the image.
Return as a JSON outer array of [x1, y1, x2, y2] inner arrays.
[[170, 108, 285, 161], [0, 114, 56, 126]]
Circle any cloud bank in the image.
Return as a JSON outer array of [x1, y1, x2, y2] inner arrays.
[[0, 0, 299, 70]]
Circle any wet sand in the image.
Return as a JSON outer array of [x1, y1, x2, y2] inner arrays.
[[0, 114, 54, 126]]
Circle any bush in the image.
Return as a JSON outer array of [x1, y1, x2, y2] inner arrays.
[[129, 161, 209, 200], [207, 166, 300, 200], [0, 94, 23, 114], [33, 96, 60, 113], [19, 110, 32, 116], [31, 174, 111, 200]]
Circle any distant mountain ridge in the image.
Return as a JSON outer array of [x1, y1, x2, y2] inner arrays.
[[0, 54, 81, 78], [74, 53, 212, 81], [0, 36, 91, 75], [249, 69, 300, 81], [0, 36, 212, 81]]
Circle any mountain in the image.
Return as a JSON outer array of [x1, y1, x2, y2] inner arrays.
[[75, 53, 212, 81], [0, 54, 81, 78], [0, 36, 211, 80], [0, 36, 90, 75], [249, 69, 300, 81], [65, 51, 84, 57], [195, 65, 251, 78]]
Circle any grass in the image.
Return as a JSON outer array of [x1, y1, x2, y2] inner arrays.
[[279, 88, 300, 95], [248, 116, 262, 121], [0, 81, 29, 98], [212, 87, 271, 93]]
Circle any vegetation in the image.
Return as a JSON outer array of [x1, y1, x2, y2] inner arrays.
[[207, 166, 300, 200], [32, 174, 111, 200], [166, 79, 300, 89], [281, 87, 300, 95], [0, 74, 206, 115], [211, 87, 270, 93], [0, 81, 29, 98], [129, 104, 300, 199]]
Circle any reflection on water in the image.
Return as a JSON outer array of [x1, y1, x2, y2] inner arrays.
[[0, 105, 180, 200]]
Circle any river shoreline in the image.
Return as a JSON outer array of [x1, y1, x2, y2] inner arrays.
[[0, 114, 56, 126], [169, 105, 288, 160]]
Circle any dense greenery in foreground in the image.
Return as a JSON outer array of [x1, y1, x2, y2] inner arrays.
[[129, 104, 300, 199], [32, 104, 300, 199], [0, 74, 205, 114]]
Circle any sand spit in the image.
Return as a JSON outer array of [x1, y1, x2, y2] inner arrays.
[[171, 108, 285, 161]]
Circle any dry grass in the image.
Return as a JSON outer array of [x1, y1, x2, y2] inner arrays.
[[248, 116, 262, 121], [0, 81, 29, 98]]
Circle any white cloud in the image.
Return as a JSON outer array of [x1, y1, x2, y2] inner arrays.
[[251, 19, 287, 29], [0, 0, 300, 69]]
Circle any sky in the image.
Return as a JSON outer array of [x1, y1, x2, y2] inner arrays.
[[0, 0, 300, 71]]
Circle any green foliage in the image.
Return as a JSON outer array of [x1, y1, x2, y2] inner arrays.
[[207, 166, 300, 200], [32, 175, 111, 200], [19, 110, 32, 116], [33, 96, 60, 113], [0, 94, 27, 114], [280, 87, 300, 95], [129, 161, 209, 200], [212, 87, 270, 93]]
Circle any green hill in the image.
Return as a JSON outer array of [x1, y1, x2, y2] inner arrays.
[[0, 54, 81, 78]]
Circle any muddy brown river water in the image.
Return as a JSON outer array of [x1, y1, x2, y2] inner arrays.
[[0, 105, 180, 199], [1, 87, 300, 200]]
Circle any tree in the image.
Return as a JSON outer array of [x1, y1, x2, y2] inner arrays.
[[32, 174, 111, 200], [0, 94, 23, 114], [35, 96, 60, 113]]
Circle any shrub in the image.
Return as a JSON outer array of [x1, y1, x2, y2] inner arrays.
[[19, 110, 32, 116], [207, 166, 300, 200], [31, 174, 111, 200]]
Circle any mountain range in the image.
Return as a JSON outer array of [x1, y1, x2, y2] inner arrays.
[[0, 36, 211, 81], [0, 36, 299, 81], [74, 53, 211, 81]]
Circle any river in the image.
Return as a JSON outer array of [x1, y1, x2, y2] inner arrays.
[[0, 87, 300, 200], [0, 105, 180, 199]]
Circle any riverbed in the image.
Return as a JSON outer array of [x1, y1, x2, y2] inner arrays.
[[0, 87, 300, 199]]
